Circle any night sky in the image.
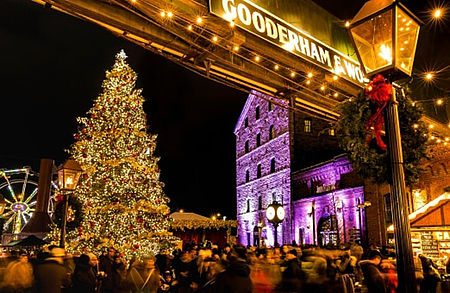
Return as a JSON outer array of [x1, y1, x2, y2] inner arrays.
[[1, 0, 449, 219]]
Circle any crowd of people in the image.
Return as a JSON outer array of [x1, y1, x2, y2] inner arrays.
[[0, 242, 447, 293]]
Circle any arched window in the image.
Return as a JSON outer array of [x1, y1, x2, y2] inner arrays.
[[269, 125, 274, 140], [246, 170, 250, 183], [256, 133, 261, 147], [256, 106, 260, 120], [245, 140, 249, 153], [257, 164, 262, 178], [270, 158, 276, 173]]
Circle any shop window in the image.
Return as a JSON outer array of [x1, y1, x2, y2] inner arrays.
[[270, 158, 276, 173], [245, 140, 249, 153], [258, 196, 262, 210], [256, 133, 261, 147], [269, 125, 274, 140], [304, 119, 312, 133], [245, 117, 248, 128], [257, 164, 261, 178], [256, 106, 260, 120], [268, 101, 273, 111], [246, 170, 250, 183]]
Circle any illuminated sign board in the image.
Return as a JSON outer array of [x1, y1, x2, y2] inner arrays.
[[209, 0, 365, 86]]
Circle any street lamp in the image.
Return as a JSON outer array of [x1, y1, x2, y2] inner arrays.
[[265, 201, 285, 247], [348, 1, 421, 292], [57, 158, 82, 248]]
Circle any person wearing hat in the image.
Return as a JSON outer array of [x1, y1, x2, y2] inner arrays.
[[72, 254, 97, 293], [360, 250, 387, 293], [34, 247, 71, 293]]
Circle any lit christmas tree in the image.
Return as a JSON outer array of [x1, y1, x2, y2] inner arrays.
[[62, 50, 175, 258]]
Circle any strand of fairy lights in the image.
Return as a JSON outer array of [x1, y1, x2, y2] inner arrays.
[[124, 0, 351, 104], [121, 1, 450, 137]]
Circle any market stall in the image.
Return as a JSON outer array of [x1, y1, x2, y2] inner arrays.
[[169, 212, 238, 249]]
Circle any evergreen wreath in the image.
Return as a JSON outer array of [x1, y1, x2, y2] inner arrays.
[[54, 195, 83, 231], [335, 88, 428, 185]]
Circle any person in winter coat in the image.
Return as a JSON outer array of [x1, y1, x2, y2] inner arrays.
[[1, 251, 33, 293], [213, 245, 252, 293], [128, 256, 160, 293], [34, 247, 71, 293], [99, 247, 116, 293], [360, 250, 387, 293], [277, 249, 304, 292], [111, 255, 130, 293], [72, 254, 97, 293], [419, 254, 440, 293]]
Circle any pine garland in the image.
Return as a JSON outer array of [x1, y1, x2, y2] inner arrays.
[[335, 89, 428, 185]]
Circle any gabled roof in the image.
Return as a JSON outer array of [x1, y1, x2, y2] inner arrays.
[[388, 192, 450, 231], [170, 212, 210, 221], [410, 193, 450, 227], [234, 90, 258, 134]]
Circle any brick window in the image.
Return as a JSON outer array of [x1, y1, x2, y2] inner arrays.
[[268, 101, 273, 111], [269, 125, 274, 140], [256, 106, 260, 120], [247, 199, 250, 212], [304, 119, 312, 133], [257, 164, 261, 178], [245, 140, 249, 153], [245, 117, 248, 128], [256, 133, 261, 147], [270, 158, 276, 173], [258, 196, 262, 210], [246, 170, 250, 183]]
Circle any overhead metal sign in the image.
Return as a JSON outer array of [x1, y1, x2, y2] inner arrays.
[[209, 0, 365, 86]]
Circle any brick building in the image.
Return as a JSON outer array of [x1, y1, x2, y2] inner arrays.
[[234, 91, 450, 248], [235, 91, 371, 247]]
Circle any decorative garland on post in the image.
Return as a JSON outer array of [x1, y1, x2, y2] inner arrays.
[[335, 84, 428, 185], [53, 195, 83, 232]]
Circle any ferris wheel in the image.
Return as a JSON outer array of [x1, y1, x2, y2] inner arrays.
[[0, 167, 57, 235], [0, 167, 37, 234]]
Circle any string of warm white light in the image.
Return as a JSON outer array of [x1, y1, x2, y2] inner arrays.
[[124, 0, 350, 104], [121, 0, 450, 136]]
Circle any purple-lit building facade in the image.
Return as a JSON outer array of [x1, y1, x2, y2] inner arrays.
[[235, 91, 367, 247]]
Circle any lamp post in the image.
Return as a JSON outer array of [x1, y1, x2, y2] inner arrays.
[[57, 158, 82, 248], [265, 201, 285, 247], [348, 1, 421, 292]]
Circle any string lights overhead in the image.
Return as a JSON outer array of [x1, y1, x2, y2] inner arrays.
[[125, 0, 449, 130]]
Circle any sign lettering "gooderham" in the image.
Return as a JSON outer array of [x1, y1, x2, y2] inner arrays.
[[209, 0, 365, 86]]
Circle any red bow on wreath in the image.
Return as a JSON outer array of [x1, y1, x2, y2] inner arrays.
[[365, 74, 392, 151]]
